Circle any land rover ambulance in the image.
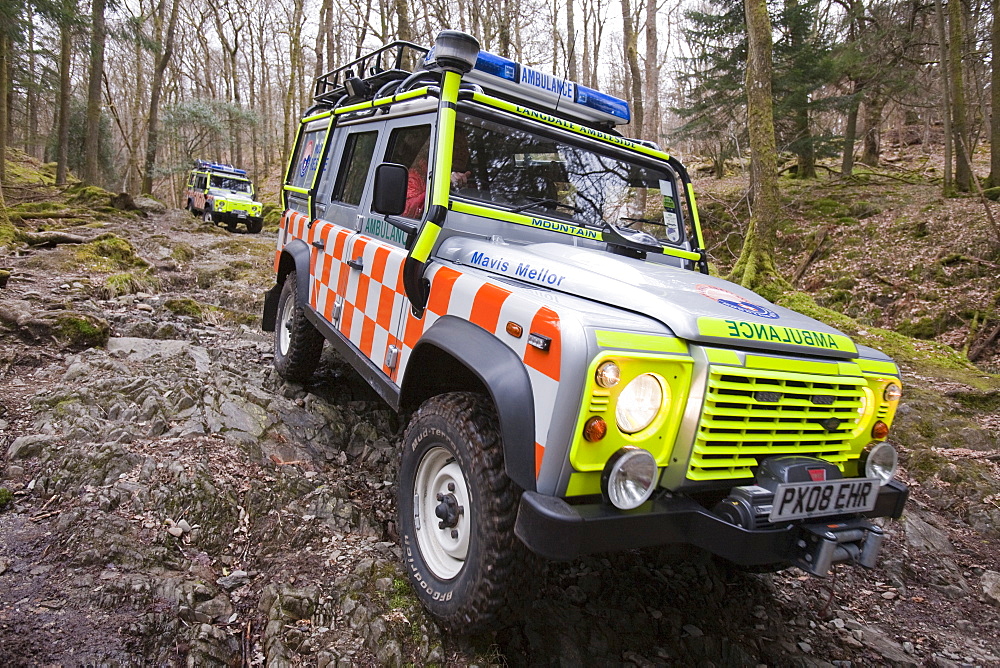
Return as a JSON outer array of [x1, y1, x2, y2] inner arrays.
[[184, 160, 264, 233], [262, 30, 908, 630]]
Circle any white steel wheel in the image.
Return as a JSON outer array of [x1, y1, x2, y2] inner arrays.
[[277, 291, 296, 358], [412, 445, 473, 580]]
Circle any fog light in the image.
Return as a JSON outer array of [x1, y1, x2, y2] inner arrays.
[[884, 383, 902, 402], [596, 361, 620, 388], [871, 420, 889, 439], [862, 441, 898, 486], [601, 447, 658, 509], [583, 416, 607, 442]]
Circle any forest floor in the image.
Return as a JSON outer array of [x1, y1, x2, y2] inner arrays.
[[1, 146, 1000, 667]]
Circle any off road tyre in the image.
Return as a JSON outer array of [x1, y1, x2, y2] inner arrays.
[[186, 199, 195, 215], [202, 208, 214, 224], [226, 217, 238, 232], [398, 392, 526, 632], [273, 271, 323, 382], [246, 217, 263, 234]]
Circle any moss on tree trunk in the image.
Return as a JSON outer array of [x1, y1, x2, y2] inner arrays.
[[728, 0, 791, 302]]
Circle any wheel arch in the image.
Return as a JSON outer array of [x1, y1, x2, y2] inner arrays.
[[400, 315, 537, 491], [262, 239, 311, 332]]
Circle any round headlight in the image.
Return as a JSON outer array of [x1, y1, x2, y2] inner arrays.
[[615, 373, 664, 434], [596, 361, 620, 388], [863, 441, 898, 486], [884, 383, 902, 402], [601, 447, 659, 509]]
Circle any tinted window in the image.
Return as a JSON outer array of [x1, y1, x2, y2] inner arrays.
[[333, 131, 379, 206]]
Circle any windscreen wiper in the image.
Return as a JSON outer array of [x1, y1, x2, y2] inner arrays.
[[619, 216, 666, 228], [510, 197, 582, 214]]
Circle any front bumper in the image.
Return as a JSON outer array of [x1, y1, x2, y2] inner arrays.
[[514, 479, 908, 567]]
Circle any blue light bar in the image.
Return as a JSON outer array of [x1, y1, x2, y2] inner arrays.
[[195, 159, 247, 177], [462, 50, 631, 126], [473, 52, 517, 81], [575, 85, 631, 123]]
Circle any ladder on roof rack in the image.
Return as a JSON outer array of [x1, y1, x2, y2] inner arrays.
[[313, 41, 430, 105]]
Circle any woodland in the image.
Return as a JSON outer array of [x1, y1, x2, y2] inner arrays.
[[0, 0, 996, 205]]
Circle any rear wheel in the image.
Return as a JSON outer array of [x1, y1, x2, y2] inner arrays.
[[273, 271, 323, 382], [398, 392, 525, 631]]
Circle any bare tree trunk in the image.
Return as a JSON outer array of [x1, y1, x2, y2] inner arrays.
[[859, 89, 884, 167], [84, 0, 107, 185], [644, 0, 660, 144], [729, 0, 789, 298], [566, 0, 578, 80], [56, 13, 72, 186], [841, 83, 861, 176], [935, 0, 953, 193], [620, 0, 644, 139], [141, 0, 180, 195], [990, 0, 1000, 187], [0, 31, 8, 185], [950, 0, 970, 191], [25, 18, 40, 160]]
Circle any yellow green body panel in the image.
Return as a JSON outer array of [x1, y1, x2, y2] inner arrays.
[[566, 351, 694, 487]]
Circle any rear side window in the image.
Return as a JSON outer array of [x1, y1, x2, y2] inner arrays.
[[333, 131, 379, 206]]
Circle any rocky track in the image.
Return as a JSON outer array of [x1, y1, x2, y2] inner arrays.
[[1, 205, 999, 666]]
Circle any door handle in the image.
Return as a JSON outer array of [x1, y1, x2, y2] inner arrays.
[[347, 257, 364, 271], [311, 240, 325, 250]]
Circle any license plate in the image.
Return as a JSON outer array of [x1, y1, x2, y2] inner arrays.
[[769, 478, 879, 522], [237, 210, 248, 218]]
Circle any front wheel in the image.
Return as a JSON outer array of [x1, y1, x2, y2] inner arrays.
[[398, 392, 525, 631], [202, 208, 214, 224], [273, 271, 323, 382], [246, 217, 263, 234]]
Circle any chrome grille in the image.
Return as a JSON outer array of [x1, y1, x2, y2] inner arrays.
[[689, 365, 866, 480]]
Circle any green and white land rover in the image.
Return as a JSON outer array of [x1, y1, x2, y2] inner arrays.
[[185, 160, 264, 233], [261, 31, 908, 630]]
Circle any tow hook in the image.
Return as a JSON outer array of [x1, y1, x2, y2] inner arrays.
[[793, 518, 884, 576]]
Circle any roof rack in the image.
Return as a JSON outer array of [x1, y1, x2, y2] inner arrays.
[[313, 41, 430, 105], [310, 33, 631, 128], [194, 160, 248, 177]]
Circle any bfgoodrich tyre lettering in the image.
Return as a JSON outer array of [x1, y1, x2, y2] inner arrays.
[[398, 392, 525, 631]]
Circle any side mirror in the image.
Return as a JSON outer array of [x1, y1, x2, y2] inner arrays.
[[372, 163, 409, 216]]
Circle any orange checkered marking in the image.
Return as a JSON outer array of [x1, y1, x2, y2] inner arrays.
[[535, 442, 545, 478], [523, 306, 561, 381], [403, 266, 461, 349], [469, 283, 511, 333]]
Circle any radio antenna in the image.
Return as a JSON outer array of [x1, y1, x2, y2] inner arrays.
[[553, 30, 578, 117]]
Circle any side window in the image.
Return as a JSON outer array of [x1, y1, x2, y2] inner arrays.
[[196, 174, 207, 190], [385, 125, 431, 219], [332, 131, 379, 206]]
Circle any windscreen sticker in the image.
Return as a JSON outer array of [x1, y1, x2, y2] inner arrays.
[[696, 284, 779, 319], [698, 317, 857, 353]]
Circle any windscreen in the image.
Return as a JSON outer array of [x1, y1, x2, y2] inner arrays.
[[210, 175, 252, 193], [452, 113, 684, 245]]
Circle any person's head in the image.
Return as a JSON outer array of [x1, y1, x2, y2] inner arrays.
[[393, 126, 432, 167]]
